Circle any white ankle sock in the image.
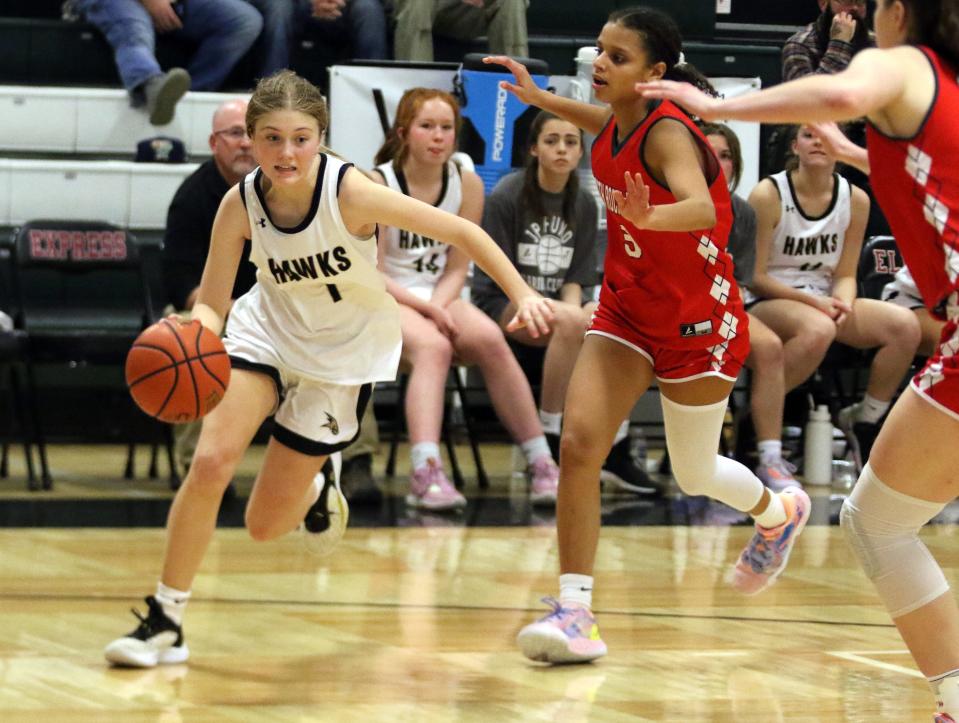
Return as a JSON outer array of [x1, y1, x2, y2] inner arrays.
[[539, 410, 562, 436], [520, 435, 552, 465], [930, 670, 959, 717], [753, 491, 787, 529], [757, 439, 782, 467], [613, 420, 630, 445], [559, 573, 594, 608], [858, 394, 890, 425], [410, 442, 441, 472], [155, 582, 190, 625]]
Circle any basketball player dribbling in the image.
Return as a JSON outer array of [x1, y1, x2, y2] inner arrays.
[[638, 1, 959, 719], [103, 70, 554, 668], [487, 6, 812, 666]]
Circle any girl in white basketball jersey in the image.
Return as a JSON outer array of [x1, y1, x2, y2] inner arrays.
[[372, 87, 560, 512], [747, 125, 920, 470], [103, 71, 553, 668]]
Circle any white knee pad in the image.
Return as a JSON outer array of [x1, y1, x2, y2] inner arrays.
[[661, 395, 764, 512], [840, 463, 950, 618]]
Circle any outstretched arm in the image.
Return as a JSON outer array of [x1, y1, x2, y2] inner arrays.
[[636, 47, 909, 125], [483, 55, 610, 136], [341, 168, 554, 337]]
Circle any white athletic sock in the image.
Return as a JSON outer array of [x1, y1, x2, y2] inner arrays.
[[539, 410, 562, 436], [753, 491, 787, 529], [757, 439, 782, 467], [410, 441, 441, 472], [930, 669, 959, 717], [559, 573, 594, 609], [155, 582, 190, 626], [613, 420, 630, 445], [858, 393, 890, 425], [520, 435, 552, 465]]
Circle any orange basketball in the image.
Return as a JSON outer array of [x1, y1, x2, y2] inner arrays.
[[126, 319, 231, 424]]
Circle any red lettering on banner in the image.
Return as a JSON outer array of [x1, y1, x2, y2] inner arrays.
[[27, 229, 127, 261]]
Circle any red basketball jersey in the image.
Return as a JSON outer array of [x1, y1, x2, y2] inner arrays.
[[867, 47, 959, 318], [591, 99, 743, 350]]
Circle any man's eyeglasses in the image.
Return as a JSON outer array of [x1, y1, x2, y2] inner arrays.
[[214, 127, 249, 140]]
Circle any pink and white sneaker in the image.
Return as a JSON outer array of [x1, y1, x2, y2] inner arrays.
[[407, 460, 467, 511], [731, 486, 811, 595], [528, 456, 559, 506], [517, 597, 607, 664]]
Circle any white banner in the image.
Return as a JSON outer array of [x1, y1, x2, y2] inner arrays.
[[329, 64, 761, 198]]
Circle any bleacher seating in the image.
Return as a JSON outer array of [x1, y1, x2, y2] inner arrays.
[[0, 85, 240, 157], [0, 158, 197, 229]]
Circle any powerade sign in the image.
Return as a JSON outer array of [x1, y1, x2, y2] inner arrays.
[[492, 84, 510, 162], [459, 65, 549, 193]]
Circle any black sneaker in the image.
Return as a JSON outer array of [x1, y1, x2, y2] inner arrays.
[[340, 453, 382, 506], [837, 403, 880, 472], [600, 436, 659, 495], [302, 454, 348, 556], [104, 595, 189, 668]]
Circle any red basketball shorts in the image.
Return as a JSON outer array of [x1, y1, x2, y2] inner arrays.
[[912, 317, 959, 420], [587, 290, 749, 382]]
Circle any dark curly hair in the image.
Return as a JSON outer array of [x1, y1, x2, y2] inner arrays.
[[608, 6, 718, 109]]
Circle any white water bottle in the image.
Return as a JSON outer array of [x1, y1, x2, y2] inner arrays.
[[569, 46, 598, 104], [804, 405, 833, 486]]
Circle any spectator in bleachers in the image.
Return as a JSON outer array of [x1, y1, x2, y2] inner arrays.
[[248, 0, 389, 77], [473, 110, 657, 495], [781, 1, 888, 236], [393, 0, 528, 62], [72, 0, 262, 125], [372, 87, 559, 511], [782, 0, 873, 81], [811, 119, 948, 362], [161, 98, 382, 502], [746, 125, 920, 473], [702, 123, 798, 491]]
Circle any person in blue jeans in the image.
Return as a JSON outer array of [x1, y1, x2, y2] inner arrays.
[[74, 0, 262, 125], [248, 0, 389, 78]]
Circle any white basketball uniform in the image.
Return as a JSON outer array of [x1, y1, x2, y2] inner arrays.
[[224, 154, 401, 455], [746, 170, 851, 304], [376, 159, 462, 300], [881, 265, 924, 310]]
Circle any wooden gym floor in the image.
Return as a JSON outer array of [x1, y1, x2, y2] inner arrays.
[[0, 441, 955, 721]]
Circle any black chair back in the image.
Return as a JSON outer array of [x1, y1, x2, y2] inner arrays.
[[858, 235, 903, 301], [11, 220, 154, 350]]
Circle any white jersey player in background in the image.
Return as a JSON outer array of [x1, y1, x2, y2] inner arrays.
[[372, 87, 561, 512], [746, 124, 919, 471]]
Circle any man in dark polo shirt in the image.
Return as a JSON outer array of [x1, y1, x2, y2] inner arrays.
[[162, 98, 382, 504]]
